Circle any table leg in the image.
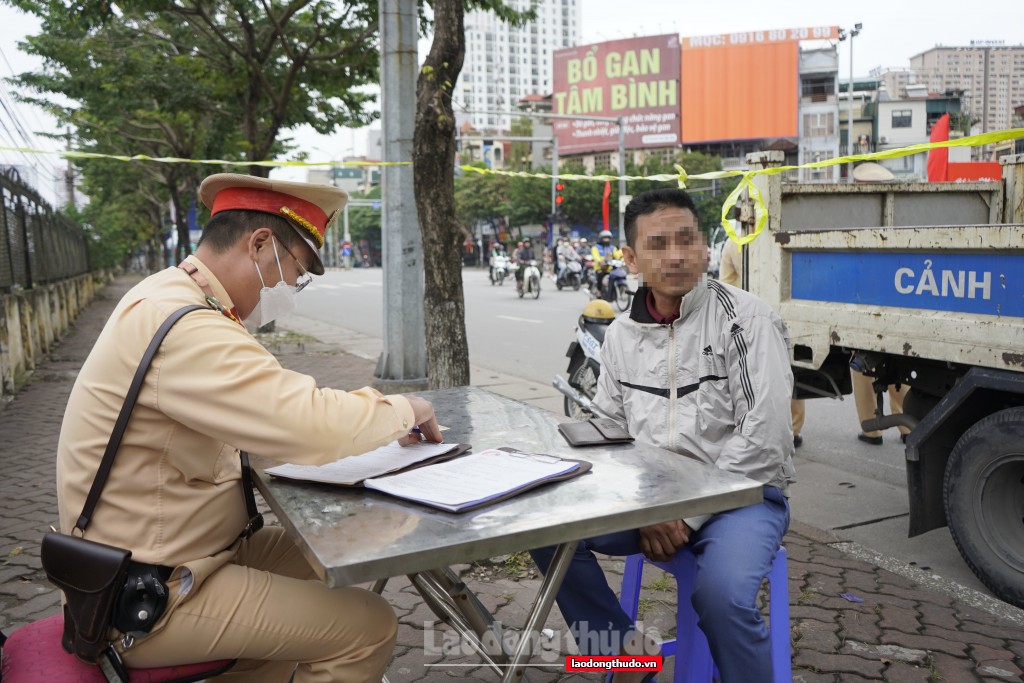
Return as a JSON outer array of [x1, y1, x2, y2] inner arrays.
[[409, 569, 511, 678], [500, 539, 578, 683]]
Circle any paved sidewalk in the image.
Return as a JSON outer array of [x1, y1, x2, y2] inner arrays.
[[2, 275, 1023, 682]]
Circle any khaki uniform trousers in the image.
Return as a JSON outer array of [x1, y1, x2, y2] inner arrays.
[[851, 368, 910, 437], [791, 399, 806, 437], [121, 526, 397, 683]]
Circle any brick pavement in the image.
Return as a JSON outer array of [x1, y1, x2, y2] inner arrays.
[[2, 274, 1023, 682]]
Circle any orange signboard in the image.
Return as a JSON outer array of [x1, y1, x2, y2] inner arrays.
[[681, 40, 800, 143], [682, 26, 839, 50]]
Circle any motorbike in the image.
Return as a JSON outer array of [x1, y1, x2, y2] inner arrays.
[[551, 299, 616, 420], [582, 257, 597, 295], [490, 254, 510, 286], [516, 260, 541, 299], [603, 258, 633, 312], [555, 259, 583, 291]]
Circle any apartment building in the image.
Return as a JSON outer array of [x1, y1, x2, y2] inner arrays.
[[910, 43, 1024, 134], [456, 0, 581, 132]]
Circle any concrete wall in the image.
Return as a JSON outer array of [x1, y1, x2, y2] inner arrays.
[[0, 272, 112, 399]]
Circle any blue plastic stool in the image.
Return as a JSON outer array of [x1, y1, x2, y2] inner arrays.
[[618, 546, 791, 683]]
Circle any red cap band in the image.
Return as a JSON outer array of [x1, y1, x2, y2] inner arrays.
[[211, 187, 327, 244]]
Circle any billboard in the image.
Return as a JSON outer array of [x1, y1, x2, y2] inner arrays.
[[551, 35, 681, 155], [680, 27, 838, 144]]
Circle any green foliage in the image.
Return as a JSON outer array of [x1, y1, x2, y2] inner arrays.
[[451, 151, 739, 239], [9, 0, 384, 264], [344, 185, 382, 247]]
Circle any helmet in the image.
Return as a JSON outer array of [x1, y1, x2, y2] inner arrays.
[[599, 230, 613, 240], [582, 299, 616, 324], [523, 238, 532, 244], [580, 237, 588, 244]]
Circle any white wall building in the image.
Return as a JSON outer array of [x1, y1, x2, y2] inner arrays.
[[797, 47, 841, 183], [456, 0, 581, 133]]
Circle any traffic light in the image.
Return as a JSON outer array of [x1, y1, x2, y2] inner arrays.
[[555, 182, 565, 205]]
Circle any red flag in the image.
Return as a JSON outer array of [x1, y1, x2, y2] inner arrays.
[[927, 113, 950, 182], [602, 181, 611, 232]]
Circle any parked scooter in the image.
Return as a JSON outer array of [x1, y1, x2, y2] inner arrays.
[[490, 254, 510, 286], [517, 260, 541, 299], [555, 259, 583, 291], [551, 299, 616, 420]]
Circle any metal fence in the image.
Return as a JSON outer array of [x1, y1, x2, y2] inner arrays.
[[1, 167, 89, 290]]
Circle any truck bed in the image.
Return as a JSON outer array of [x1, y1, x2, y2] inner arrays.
[[746, 177, 1024, 375]]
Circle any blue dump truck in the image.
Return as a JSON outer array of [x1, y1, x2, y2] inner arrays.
[[741, 151, 1024, 608]]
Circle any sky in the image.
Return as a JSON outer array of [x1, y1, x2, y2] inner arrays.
[[1, 0, 1022, 200]]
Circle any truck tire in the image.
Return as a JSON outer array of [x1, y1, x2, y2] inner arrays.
[[943, 407, 1024, 608]]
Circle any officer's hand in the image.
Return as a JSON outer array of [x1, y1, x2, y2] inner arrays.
[[639, 520, 691, 563], [399, 396, 443, 445]]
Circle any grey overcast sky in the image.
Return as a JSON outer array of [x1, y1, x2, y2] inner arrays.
[[1, 0, 1022, 195]]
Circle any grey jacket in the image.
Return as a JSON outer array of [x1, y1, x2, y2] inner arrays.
[[593, 276, 796, 530]]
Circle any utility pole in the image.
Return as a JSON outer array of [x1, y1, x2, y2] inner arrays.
[[839, 24, 862, 182], [375, 0, 427, 392]]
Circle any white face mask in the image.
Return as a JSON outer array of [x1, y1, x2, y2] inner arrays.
[[246, 237, 296, 327]]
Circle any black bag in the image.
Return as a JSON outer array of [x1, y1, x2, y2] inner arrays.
[[40, 305, 203, 664], [40, 534, 131, 662]]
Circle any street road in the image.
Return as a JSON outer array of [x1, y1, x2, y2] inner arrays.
[[291, 265, 997, 602], [295, 264, 593, 386]]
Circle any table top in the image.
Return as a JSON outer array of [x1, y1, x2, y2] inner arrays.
[[255, 387, 763, 587]]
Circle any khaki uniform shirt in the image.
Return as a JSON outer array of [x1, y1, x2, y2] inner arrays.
[[56, 256, 414, 589], [718, 238, 742, 288]]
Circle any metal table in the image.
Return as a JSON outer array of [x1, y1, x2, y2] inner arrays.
[[254, 387, 763, 681]]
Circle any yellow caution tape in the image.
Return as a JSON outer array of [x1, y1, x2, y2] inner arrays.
[[718, 127, 1024, 245], [2, 127, 1022, 246]]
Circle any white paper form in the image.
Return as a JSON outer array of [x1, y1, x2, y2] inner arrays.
[[363, 448, 580, 512], [265, 441, 462, 486]]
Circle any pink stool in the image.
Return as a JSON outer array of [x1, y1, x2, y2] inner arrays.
[[618, 546, 791, 683], [1, 613, 234, 683]]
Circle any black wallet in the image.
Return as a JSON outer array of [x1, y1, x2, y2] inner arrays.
[[557, 417, 635, 447]]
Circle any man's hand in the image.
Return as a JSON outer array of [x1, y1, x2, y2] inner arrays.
[[399, 396, 443, 446], [638, 520, 692, 562]]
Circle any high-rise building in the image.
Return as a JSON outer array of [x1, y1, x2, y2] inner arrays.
[[456, 0, 581, 132], [909, 43, 1024, 134], [869, 66, 915, 100]]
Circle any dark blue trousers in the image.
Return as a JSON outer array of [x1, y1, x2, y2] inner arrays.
[[529, 486, 789, 683]]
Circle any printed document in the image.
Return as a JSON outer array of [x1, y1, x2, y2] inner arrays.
[[265, 441, 462, 486], [363, 448, 580, 512]]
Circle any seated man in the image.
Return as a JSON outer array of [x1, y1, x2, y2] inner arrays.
[[56, 173, 443, 682], [530, 188, 795, 683]]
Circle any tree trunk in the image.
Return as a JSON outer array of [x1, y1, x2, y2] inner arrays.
[[413, 0, 469, 389], [167, 180, 191, 262]]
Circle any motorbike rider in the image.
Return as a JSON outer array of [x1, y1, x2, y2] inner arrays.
[[489, 242, 506, 280], [513, 237, 536, 293], [576, 237, 590, 258], [556, 237, 580, 281], [590, 230, 623, 293]]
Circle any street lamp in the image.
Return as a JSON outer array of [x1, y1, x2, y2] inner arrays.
[[839, 23, 862, 181]]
